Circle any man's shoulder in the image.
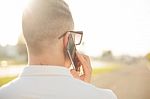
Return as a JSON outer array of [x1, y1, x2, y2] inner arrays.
[[69, 78, 117, 99], [0, 77, 117, 99]]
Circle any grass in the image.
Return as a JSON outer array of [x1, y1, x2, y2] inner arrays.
[[92, 64, 120, 76], [0, 76, 17, 87]]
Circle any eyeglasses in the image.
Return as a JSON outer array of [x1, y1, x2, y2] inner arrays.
[[58, 31, 83, 45]]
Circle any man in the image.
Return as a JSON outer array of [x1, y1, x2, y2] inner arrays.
[[0, 0, 117, 99]]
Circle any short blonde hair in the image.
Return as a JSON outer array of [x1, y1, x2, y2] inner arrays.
[[22, 0, 74, 53]]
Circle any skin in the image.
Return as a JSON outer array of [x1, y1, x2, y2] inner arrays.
[[27, 32, 92, 83], [70, 53, 92, 83]]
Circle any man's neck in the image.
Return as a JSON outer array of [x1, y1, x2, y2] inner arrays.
[[28, 53, 65, 67]]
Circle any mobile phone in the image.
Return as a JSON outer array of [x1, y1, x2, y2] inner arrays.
[[66, 34, 78, 70]]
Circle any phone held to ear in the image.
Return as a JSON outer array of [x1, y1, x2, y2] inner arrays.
[[66, 34, 79, 71]]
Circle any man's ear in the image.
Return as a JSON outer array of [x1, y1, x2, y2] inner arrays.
[[63, 32, 70, 48], [63, 32, 71, 68]]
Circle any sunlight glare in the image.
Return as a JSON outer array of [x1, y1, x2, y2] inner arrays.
[[0, 0, 30, 47]]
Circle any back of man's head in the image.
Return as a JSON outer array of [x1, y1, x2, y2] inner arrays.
[[22, 0, 74, 54]]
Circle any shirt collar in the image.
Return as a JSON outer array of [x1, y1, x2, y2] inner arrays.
[[20, 65, 72, 77]]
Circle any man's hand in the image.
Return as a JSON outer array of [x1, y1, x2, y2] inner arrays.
[[70, 52, 92, 83]]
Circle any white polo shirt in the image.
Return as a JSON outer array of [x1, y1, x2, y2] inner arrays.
[[0, 66, 117, 99]]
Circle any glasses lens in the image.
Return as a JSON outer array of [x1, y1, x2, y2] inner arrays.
[[74, 33, 82, 45], [68, 31, 82, 45]]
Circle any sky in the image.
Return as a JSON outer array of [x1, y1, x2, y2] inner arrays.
[[68, 0, 150, 56], [0, 0, 26, 46], [0, 0, 150, 57]]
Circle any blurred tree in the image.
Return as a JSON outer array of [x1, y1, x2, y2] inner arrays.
[[102, 50, 113, 58], [17, 34, 27, 62], [0, 46, 6, 59], [101, 50, 114, 61], [145, 53, 150, 61]]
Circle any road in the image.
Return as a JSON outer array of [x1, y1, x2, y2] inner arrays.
[[92, 65, 150, 99]]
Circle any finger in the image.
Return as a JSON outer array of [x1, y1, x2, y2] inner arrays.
[[81, 55, 92, 70], [70, 69, 80, 79], [76, 53, 92, 76], [80, 74, 91, 83]]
